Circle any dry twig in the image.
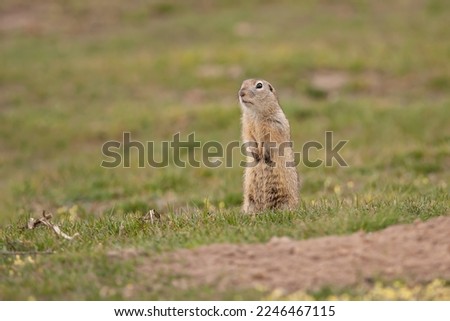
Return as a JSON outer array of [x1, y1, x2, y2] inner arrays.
[[27, 210, 79, 240], [141, 209, 161, 224]]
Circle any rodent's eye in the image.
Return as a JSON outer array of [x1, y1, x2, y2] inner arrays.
[[255, 82, 263, 89]]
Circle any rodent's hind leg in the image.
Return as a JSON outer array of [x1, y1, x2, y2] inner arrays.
[[242, 194, 257, 214]]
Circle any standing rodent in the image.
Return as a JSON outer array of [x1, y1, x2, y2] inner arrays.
[[239, 79, 299, 213]]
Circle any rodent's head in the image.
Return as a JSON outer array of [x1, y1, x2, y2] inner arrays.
[[238, 79, 279, 113]]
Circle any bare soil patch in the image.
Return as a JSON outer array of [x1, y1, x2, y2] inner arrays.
[[141, 216, 450, 293]]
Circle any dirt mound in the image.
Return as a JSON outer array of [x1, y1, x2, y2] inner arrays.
[[142, 216, 450, 293]]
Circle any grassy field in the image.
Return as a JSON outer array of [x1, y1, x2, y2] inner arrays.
[[0, 0, 449, 300]]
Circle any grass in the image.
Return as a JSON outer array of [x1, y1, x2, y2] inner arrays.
[[0, 0, 449, 300], [267, 279, 450, 301]]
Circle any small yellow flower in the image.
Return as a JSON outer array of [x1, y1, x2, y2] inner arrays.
[[57, 206, 68, 214], [265, 288, 285, 300], [13, 255, 24, 267], [364, 193, 373, 202], [69, 205, 79, 222], [333, 185, 341, 195]]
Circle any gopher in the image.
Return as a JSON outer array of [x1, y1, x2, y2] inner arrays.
[[239, 79, 299, 213]]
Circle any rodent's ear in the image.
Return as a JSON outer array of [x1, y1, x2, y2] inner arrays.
[[268, 83, 276, 96]]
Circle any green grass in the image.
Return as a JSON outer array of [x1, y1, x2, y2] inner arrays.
[[1, 190, 448, 300], [1, 0, 449, 300]]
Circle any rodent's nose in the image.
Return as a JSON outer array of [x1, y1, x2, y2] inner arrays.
[[239, 89, 246, 97]]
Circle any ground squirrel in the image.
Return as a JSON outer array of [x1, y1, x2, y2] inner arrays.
[[239, 79, 299, 214]]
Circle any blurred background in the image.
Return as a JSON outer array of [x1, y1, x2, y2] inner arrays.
[[1, 0, 449, 223]]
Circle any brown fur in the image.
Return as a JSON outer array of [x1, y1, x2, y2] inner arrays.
[[239, 79, 299, 213]]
